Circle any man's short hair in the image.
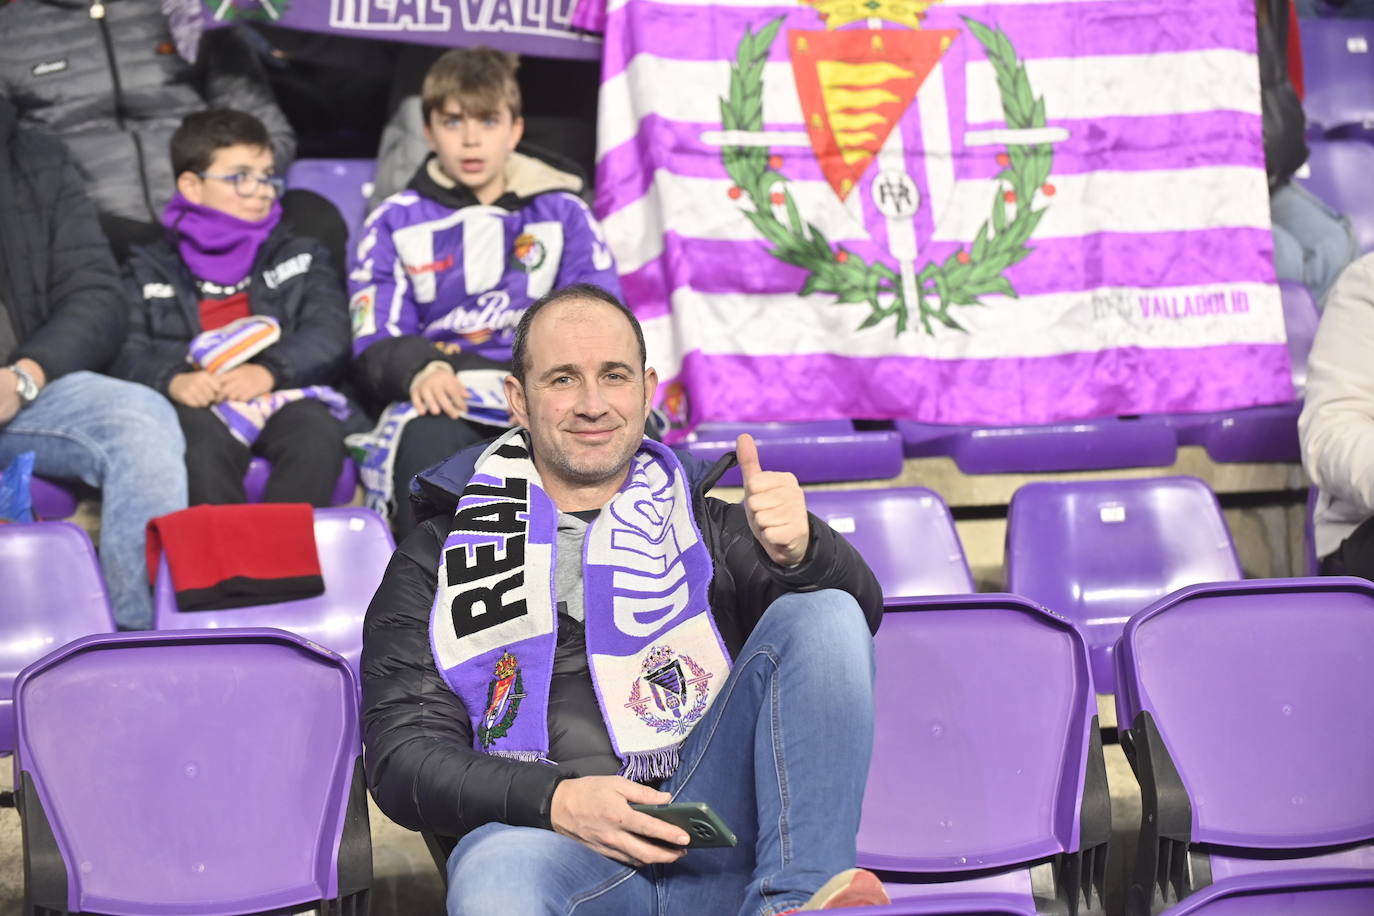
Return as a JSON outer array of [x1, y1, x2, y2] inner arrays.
[[421, 47, 522, 125], [170, 109, 272, 178], [511, 284, 647, 385]]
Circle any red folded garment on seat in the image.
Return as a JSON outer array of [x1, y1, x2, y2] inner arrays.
[[146, 504, 324, 612]]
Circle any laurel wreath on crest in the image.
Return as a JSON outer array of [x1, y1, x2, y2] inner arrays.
[[720, 16, 1054, 336]]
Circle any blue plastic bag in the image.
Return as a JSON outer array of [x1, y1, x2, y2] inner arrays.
[[0, 451, 35, 523]]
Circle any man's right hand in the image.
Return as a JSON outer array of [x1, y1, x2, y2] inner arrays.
[[168, 370, 223, 408], [410, 365, 468, 419], [549, 776, 691, 867], [0, 369, 20, 425]]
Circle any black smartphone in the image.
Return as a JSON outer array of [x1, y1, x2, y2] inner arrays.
[[631, 801, 738, 848]]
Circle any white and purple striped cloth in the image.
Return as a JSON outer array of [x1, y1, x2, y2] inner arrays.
[[590, 0, 1294, 435]]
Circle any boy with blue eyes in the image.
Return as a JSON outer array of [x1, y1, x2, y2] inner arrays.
[[113, 109, 352, 506], [348, 47, 621, 535]]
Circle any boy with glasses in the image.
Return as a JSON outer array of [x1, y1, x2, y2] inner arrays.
[[113, 110, 352, 507]]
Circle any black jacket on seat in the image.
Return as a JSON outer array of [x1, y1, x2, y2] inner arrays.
[[360, 442, 883, 843]]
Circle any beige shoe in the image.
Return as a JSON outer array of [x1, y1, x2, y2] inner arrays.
[[786, 868, 891, 911]]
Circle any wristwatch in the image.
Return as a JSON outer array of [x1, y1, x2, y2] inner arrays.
[[6, 363, 39, 407]]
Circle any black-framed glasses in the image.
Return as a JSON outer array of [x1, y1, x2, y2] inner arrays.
[[197, 171, 285, 197]]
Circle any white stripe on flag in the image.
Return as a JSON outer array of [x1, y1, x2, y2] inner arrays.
[[603, 166, 1272, 274], [639, 281, 1286, 379], [598, 50, 1259, 160]]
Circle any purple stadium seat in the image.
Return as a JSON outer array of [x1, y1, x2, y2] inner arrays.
[[1149, 870, 1374, 915], [1164, 402, 1303, 464], [13, 628, 370, 914], [1280, 280, 1320, 395], [859, 594, 1109, 914], [242, 456, 359, 505], [1006, 477, 1242, 695], [805, 488, 974, 598], [284, 158, 377, 253], [0, 522, 116, 754], [1114, 578, 1374, 915], [151, 507, 394, 673], [29, 476, 79, 520], [1299, 19, 1374, 132], [895, 416, 1178, 473], [1297, 138, 1374, 254], [685, 421, 904, 485]]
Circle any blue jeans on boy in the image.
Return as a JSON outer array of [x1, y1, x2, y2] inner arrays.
[[1271, 181, 1358, 306], [0, 372, 187, 628], [445, 589, 877, 916]]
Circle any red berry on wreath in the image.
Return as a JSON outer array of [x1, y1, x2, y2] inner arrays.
[[768, 155, 783, 169], [1042, 183, 1056, 196], [728, 186, 742, 199], [1004, 190, 1017, 204], [770, 191, 785, 205], [957, 251, 970, 264], [836, 250, 849, 263], [996, 153, 1010, 167]]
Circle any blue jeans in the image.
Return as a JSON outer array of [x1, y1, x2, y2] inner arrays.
[[1271, 181, 1358, 306], [445, 589, 877, 916], [0, 372, 187, 628]]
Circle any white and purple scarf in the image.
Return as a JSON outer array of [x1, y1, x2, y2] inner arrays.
[[187, 316, 350, 447], [430, 428, 730, 781], [345, 370, 514, 518]]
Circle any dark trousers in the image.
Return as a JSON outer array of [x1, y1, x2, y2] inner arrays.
[[391, 415, 494, 537], [1320, 514, 1374, 580], [175, 398, 345, 507]]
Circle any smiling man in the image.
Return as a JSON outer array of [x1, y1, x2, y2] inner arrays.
[[361, 283, 889, 915], [349, 47, 621, 536]]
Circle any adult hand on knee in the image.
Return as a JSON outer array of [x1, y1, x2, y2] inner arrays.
[[736, 433, 809, 567], [219, 364, 275, 402], [410, 365, 469, 419], [168, 370, 224, 408], [550, 775, 690, 867]]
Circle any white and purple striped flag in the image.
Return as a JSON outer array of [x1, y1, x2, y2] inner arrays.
[[591, 0, 1294, 439]]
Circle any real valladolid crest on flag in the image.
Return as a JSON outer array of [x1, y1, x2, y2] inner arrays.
[[592, 0, 1295, 439]]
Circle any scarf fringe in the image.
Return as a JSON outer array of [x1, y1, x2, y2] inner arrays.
[[491, 750, 545, 764], [620, 747, 682, 783]]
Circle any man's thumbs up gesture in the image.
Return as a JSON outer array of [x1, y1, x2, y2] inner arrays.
[[736, 433, 810, 568]]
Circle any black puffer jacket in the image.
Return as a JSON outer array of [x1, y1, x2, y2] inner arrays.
[[0, 96, 124, 377], [0, 0, 295, 224], [360, 443, 883, 841], [113, 228, 350, 394]]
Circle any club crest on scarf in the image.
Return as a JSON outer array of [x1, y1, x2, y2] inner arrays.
[[478, 651, 526, 748], [625, 645, 715, 736]]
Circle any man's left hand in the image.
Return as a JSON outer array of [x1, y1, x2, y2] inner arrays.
[[219, 364, 275, 402], [736, 433, 810, 567]]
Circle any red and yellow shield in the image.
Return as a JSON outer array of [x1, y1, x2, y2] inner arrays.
[[789, 27, 958, 200]]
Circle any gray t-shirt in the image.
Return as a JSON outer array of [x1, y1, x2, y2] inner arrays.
[[554, 510, 595, 622]]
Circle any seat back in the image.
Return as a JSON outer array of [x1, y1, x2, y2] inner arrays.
[[1299, 18, 1374, 131], [1160, 869, 1374, 916], [1006, 477, 1241, 694], [806, 488, 974, 598], [284, 158, 378, 253], [0, 523, 116, 753], [14, 629, 368, 915], [242, 456, 359, 506], [1117, 578, 1374, 851], [858, 595, 1105, 906], [685, 422, 904, 485], [1297, 139, 1374, 253], [152, 508, 395, 674]]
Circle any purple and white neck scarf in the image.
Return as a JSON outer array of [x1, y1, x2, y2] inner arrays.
[[430, 428, 730, 781], [186, 316, 350, 447]]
